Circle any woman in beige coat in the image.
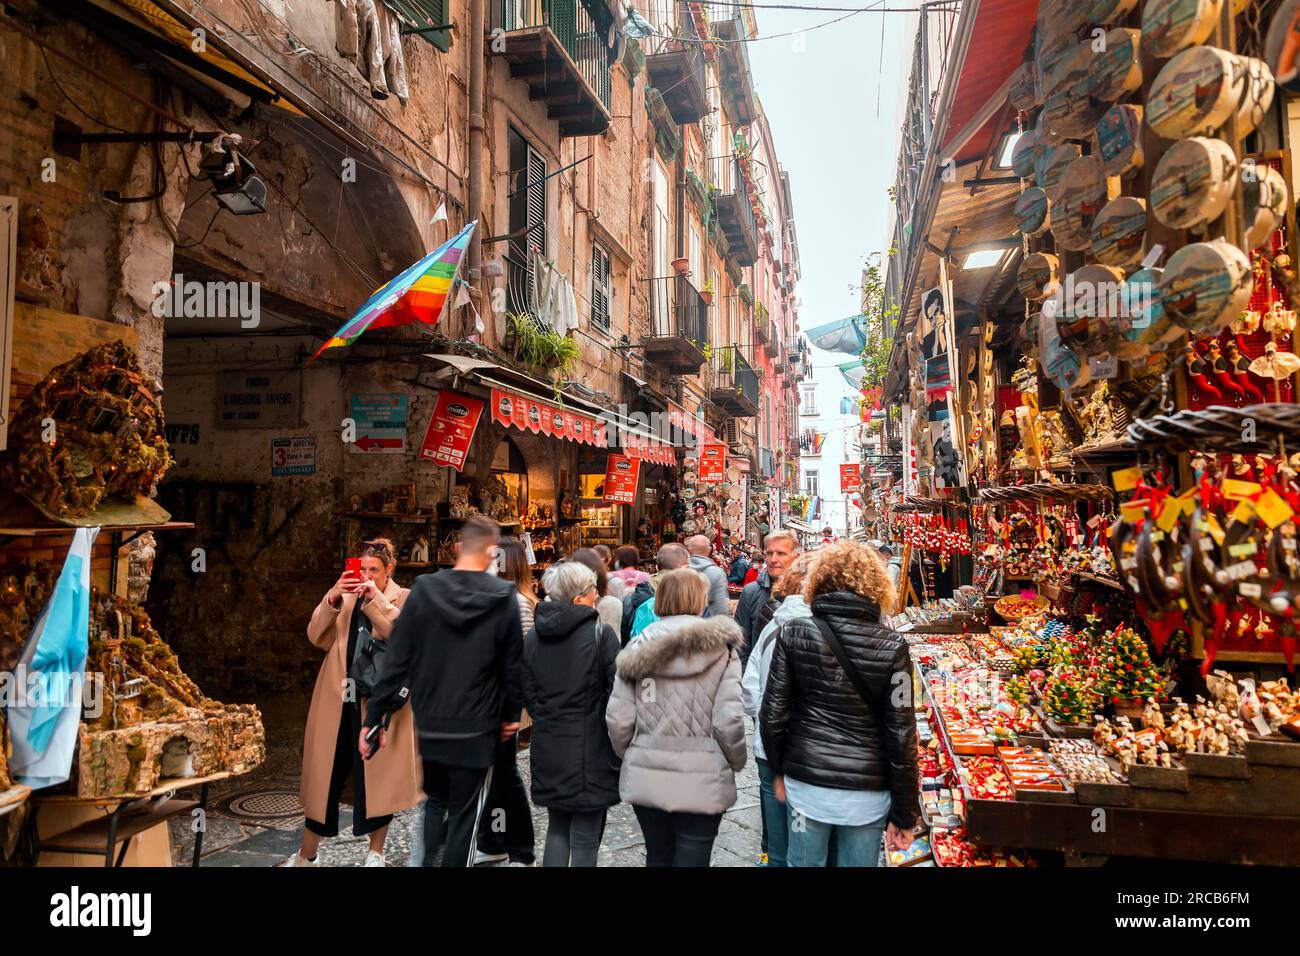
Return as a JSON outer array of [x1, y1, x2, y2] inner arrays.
[[282, 538, 421, 867], [606, 568, 746, 867]]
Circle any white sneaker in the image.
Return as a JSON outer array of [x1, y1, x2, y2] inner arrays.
[[364, 850, 385, 867], [473, 849, 509, 866], [279, 851, 318, 867]]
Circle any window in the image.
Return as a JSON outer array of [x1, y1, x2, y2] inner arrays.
[[801, 386, 817, 416], [805, 470, 819, 497], [590, 243, 611, 331], [507, 128, 546, 315]]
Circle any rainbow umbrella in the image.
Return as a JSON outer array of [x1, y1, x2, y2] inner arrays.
[[312, 220, 477, 359]]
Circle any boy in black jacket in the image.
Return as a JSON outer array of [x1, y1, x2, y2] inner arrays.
[[362, 515, 524, 866]]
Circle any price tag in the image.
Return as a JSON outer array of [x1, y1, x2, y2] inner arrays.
[[1112, 466, 1142, 492], [1206, 514, 1226, 546], [1120, 501, 1147, 523], [1255, 488, 1295, 529], [1089, 353, 1119, 380], [1227, 559, 1257, 580], [1239, 581, 1263, 598], [1179, 489, 1198, 516], [1150, 529, 1166, 542], [1224, 479, 1262, 501], [1157, 504, 1181, 533], [1087, 515, 1102, 529], [1228, 542, 1258, 558]]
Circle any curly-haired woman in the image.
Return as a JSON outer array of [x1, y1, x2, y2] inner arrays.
[[760, 541, 919, 867]]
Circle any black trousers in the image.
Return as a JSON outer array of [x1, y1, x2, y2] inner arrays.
[[420, 760, 493, 867], [304, 699, 393, 838], [543, 808, 607, 867], [633, 806, 722, 867], [476, 735, 536, 863]]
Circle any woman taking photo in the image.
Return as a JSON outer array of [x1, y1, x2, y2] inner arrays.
[[760, 541, 919, 868], [523, 561, 622, 866], [571, 547, 624, 634], [285, 538, 419, 867], [606, 568, 747, 867]]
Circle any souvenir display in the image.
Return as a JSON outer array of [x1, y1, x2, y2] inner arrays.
[[1096, 103, 1145, 178], [1050, 155, 1109, 251], [1058, 264, 1127, 354], [1017, 252, 1060, 302], [1042, 44, 1107, 138], [1035, 143, 1082, 196], [1091, 195, 1147, 267], [1009, 60, 1040, 112], [1158, 240, 1253, 337], [1242, 163, 1290, 250], [1011, 126, 1042, 180], [1092, 28, 1143, 103], [1014, 186, 1051, 237], [1140, 0, 1222, 59], [1084, 0, 1140, 25], [1149, 136, 1237, 230], [1146, 47, 1246, 138]]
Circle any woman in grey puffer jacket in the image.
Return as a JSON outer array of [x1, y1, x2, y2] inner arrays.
[[606, 568, 747, 867]]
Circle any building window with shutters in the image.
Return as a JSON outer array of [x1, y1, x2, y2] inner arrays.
[[590, 243, 611, 332], [805, 469, 819, 497], [506, 126, 547, 317]]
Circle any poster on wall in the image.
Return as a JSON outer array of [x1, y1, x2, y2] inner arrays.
[[271, 437, 316, 476], [349, 393, 408, 453], [699, 443, 726, 483], [602, 454, 641, 504], [839, 463, 861, 493], [419, 390, 484, 471], [218, 371, 301, 429]]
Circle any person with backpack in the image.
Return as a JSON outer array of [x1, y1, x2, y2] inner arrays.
[[621, 542, 689, 644], [684, 535, 730, 617], [523, 561, 622, 866], [760, 541, 919, 867]]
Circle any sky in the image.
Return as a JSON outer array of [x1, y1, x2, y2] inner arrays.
[[747, 3, 916, 527]]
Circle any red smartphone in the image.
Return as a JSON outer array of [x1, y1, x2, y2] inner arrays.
[[344, 557, 363, 579]]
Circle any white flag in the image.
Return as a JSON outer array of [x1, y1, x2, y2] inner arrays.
[[430, 201, 448, 225], [454, 283, 472, 310]]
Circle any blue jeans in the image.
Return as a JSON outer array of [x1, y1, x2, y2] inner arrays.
[[756, 760, 788, 867], [785, 809, 884, 867]]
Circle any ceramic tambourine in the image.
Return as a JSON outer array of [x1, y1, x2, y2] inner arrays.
[[726, 464, 743, 482], [1149, 137, 1237, 230], [1015, 186, 1051, 237], [1265, 0, 1300, 97], [1038, 0, 1091, 38], [1147, 47, 1246, 138], [1119, 266, 1179, 352], [727, 484, 742, 500], [1085, 0, 1140, 27], [1036, 143, 1082, 195], [1057, 264, 1127, 354], [1093, 29, 1144, 103], [1051, 155, 1110, 251], [1235, 57, 1277, 135], [1096, 104, 1145, 177], [1039, 310, 1092, 391], [1043, 43, 1106, 138], [1017, 252, 1061, 301], [1011, 128, 1042, 180], [1141, 0, 1222, 59], [1243, 163, 1290, 250], [1009, 61, 1040, 111], [1158, 240, 1254, 337], [1091, 195, 1147, 267]]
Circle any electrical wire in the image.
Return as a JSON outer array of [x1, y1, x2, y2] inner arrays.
[[40, 46, 130, 134]]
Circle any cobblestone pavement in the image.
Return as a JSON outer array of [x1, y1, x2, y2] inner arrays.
[[172, 718, 764, 868]]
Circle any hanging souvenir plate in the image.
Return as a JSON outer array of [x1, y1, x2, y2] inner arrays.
[[1035, 104, 1066, 149], [1235, 57, 1276, 135], [1118, 267, 1171, 354], [1265, 0, 1300, 97], [1141, 0, 1222, 59], [1009, 61, 1040, 111], [1083, 0, 1139, 27], [683, 457, 698, 470], [1093, 29, 1144, 103], [1043, 44, 1106, 138], [1011, 127, 1042, 180], [1147, 47, 1245, 138], [1014, 186, 1051, 237], [1038, 0, 1091, 42], [1150, 136, 1237, 230], [1040, 311, 1092, 391], [1057, 264, 1127, 354], [1036, 143, 1082, 195], [726, 464, 742, 482], [1158, 240, 1254, 337], [683, 470, 698, 484], [1243, 164, 1289, 250], [1017, 252, 1061, 301], [727, 484, 743, 500], [1096, 104, 1145, 178], [1091, 196, 1148, 267], [1052, 155, 1109, 250]]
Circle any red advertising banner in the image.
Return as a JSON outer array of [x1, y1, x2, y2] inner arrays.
[[490, 387, 608, 448], [420, 390, 484, 471], [602, 454, 641, 504], [839, 463, 861, 493], [699, 443, 727, 483]]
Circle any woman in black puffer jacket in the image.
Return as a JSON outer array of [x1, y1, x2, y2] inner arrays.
[[760, 541, 919, 867], [524, 561, 622, 866]]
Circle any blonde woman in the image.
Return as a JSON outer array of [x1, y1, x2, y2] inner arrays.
[[606, 568, 746, 867], [760, 541, 919, 868], [286, 538, 419, 867]]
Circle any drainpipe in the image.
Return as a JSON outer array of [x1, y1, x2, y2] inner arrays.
[[468, 0, 486, 337]]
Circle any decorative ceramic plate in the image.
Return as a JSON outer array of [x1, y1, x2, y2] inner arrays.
[[1017, 252, 1061, 301], [1051, 155, 1109, 250], [1038, 0, 1091, 43], [1011, 127, 1042, 180], [683, 470, 698, 484], [1116, 267, 1167, 357], [1042, 43, 1105, 137], [727, 484, 743, 500], [1084, 0, 1140, 26], [1147, 47, 1245, 138], [1158, 240, 1254, 337], [1243, 163, 1289, 249], [1096, 103, 1145, 178], [1141, 0, 1222, 59], [1149, 136, 1237, 230], [1058, 264, 1127, 354], [1036, 143, 1082, 195], [1040, 310, 1091, 391], [1092, 28, 1143, 103], [1091, 195, 1148, 267], [726, 464, 742, 482], [1014, 186, 1051, 237]]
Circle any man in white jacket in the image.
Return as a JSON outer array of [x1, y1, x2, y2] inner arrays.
[[741, 552, 817, 867]]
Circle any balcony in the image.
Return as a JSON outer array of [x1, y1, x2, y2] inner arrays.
[[710, 346, 759, 417], [714, 15, 757, 126], [644, 274, 709, 374], [645, 44, 709, 124], [488, 0, 613, 137], [715, 157, 760, 266]]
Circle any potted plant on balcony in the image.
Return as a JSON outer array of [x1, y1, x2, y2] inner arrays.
[[671, 256, 690, 276], [700, 278, 715, 305]]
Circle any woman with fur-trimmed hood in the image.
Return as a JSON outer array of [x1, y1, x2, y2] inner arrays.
[[606, 567, 747, 867]]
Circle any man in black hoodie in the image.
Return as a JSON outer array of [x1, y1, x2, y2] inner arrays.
[[362, 515, 524, 866]]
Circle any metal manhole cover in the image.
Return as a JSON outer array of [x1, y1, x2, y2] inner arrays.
[[214, 787, 303, 826]]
